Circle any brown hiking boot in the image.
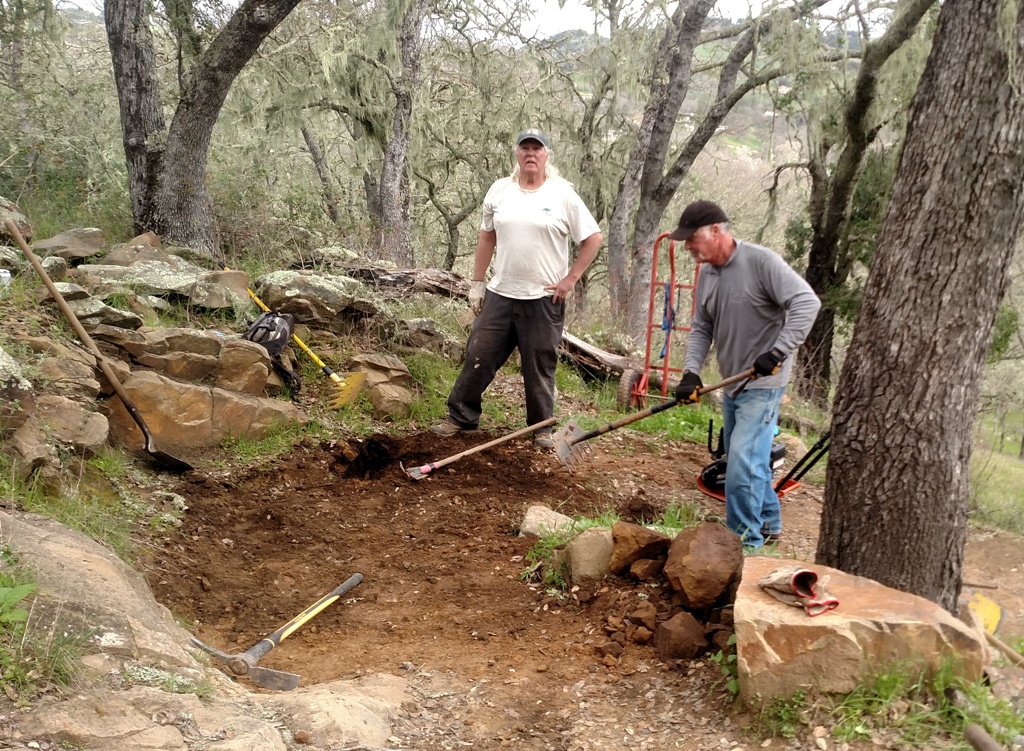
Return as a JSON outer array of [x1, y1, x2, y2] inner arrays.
[[430, 421, 475, 436]]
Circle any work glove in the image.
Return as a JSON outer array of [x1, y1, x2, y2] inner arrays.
[[468, 280, 487, 315], [752, 348, 785, 378], [674, 371, 703, 404], [758, 565, 839, 617]]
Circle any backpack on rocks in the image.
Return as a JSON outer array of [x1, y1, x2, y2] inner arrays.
[[244, 311, 301, 393]]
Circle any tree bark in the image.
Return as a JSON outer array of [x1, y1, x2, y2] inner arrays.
[[816, 0, 1024, 612], [378, 0, 430, 266], [106, 0, 301, 253], [105, 0, 167, 234], [605, 0, 713, 321], [301, 123, 342, 226]]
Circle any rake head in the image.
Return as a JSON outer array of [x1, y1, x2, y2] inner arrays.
[[552, 420, 591, 472], [329, 372, 366, 408]]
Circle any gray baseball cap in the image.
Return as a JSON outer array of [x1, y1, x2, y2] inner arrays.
[[515, 128, 550, 149]]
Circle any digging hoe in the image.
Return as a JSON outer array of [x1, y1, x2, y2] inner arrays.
[[402, 417, 557, 480], [552, 369, 755, 472], [191, 573, 363, 690]]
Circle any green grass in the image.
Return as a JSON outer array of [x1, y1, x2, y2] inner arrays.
[[0, 546, 87, 702], [975, 408, 1024, 458], [219, 419, 330, 461], [757, 659, 1024, 748], [970, 447, 1024, 534], [16, 188, 134, 247]]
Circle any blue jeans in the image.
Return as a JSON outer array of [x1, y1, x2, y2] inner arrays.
[[722, 386, 784, 548]]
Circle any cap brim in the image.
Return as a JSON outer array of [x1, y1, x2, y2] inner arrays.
[[667, 226, 696, 241], [517, 138, 547, 147]]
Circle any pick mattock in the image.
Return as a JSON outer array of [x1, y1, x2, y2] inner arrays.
[[223, 265, 365, 407], [191, 573, 363, 691], [402, 416, 558, 480], [552, 369, 755, 472]]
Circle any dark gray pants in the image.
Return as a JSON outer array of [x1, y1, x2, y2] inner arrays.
[[447, 291, 564, 429]]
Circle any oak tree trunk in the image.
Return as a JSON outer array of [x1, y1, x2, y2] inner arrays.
[[794, 0, 936, 406], [302, 123, 342, 226], [106, 0, 301, 253], [377, 0, 429, 267], [816, 0, 1024, 612]]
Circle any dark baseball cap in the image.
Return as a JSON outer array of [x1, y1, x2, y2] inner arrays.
[[668, 200, 729, 240], [515, 127, 550, 149]]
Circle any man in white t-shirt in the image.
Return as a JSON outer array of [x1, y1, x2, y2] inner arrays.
[[431, 128, 603, 448]]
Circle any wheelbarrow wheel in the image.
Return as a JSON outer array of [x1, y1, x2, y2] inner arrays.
[[616, 368, 644, 410]]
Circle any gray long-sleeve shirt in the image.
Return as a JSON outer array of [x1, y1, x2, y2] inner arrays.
[[684, 240, 821, 396]]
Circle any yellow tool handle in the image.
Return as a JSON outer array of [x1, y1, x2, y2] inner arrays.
[[223, 266, 335, 375]]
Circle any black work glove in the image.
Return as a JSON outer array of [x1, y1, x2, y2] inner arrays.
[[753, 349, 786, 378], [675, 371, 703, 404]]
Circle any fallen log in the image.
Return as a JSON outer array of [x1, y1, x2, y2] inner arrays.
[[341, 266, 469, 299], [559, 331, 638, 380]]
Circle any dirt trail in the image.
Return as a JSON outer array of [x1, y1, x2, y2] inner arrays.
[[144, 428, 1024, 750]]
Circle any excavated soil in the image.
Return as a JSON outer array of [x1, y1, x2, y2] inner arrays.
[[144, 425, 1024, 751]]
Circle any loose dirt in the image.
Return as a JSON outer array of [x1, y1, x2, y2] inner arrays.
[[144, 421, 1024, 751]]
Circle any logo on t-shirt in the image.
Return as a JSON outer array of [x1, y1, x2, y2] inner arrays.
[[542, 208, 552, 215]]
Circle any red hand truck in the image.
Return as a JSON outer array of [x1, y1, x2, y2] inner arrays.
[[617, 232, 701, 409]]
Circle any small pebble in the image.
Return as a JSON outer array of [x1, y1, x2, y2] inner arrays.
[[293, 729, 311, 744]]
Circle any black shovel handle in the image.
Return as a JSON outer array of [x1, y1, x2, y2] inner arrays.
[[573, 369, 754, 445]]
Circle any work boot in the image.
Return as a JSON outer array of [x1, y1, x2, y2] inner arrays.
[[764, 532, 782, 545], [430, 421, 475, 436], [533, 430, 555, 450]]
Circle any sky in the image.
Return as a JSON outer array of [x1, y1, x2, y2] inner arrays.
[[524, 0, 765, 36]]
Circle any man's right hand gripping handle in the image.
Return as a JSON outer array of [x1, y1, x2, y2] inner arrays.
[[675, 371, 703, 404]]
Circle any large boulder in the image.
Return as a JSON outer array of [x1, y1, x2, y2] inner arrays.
[[662, 521, 743, 609], [734, 556, 986, 705], [255, 270, 382, 330], [0, 345, 34, 438], [0, 195, 31, 243], [104, 370, 304, 451], [32, 394, 109, 457], [71, 251, 247, 311], [609, 521, 671, 574], [2, 508, 409, 750], [32, 228, 105, 262], [350, 353, 413, 420]]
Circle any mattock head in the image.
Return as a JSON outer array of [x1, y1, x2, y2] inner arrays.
[[552, 420, 591, 472]]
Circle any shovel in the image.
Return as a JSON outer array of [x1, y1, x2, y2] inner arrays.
[[4, 219, 193, 473], [552, 369, 754, 471]]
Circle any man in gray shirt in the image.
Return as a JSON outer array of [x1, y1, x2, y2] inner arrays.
[[669, 200, 820, 549]]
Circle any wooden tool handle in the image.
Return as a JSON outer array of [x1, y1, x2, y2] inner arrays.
[[575, 369, 754, 444], [432, 417, 558, 470]]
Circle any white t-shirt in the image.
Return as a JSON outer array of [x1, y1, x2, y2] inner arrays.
[[480, 176, 600, 300]]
